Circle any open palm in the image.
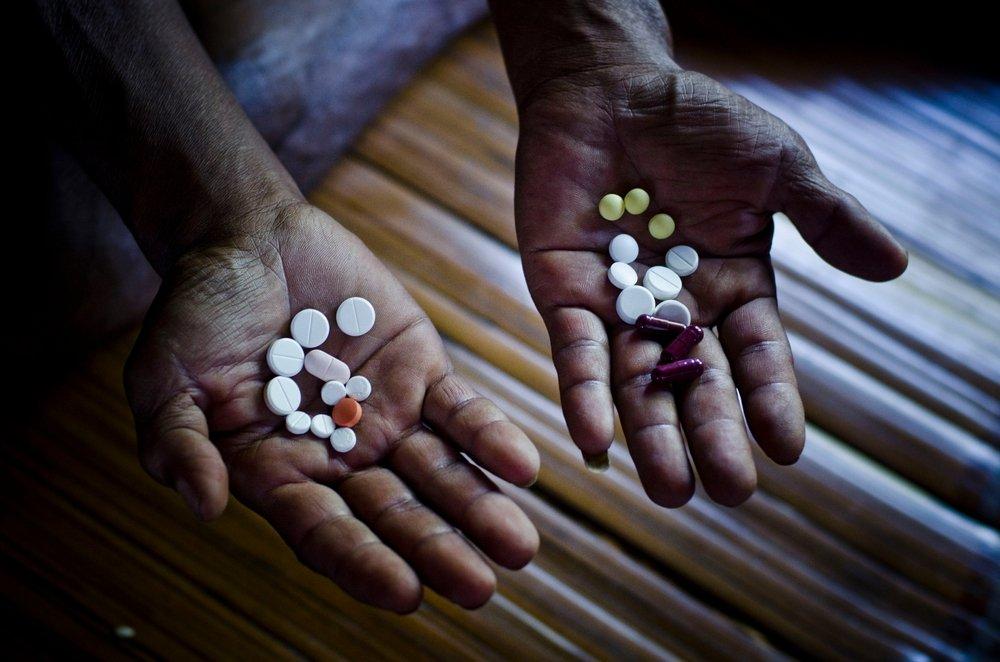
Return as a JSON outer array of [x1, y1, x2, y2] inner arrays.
[[515, 68, 907, 506], [125, 203, 540, 612]]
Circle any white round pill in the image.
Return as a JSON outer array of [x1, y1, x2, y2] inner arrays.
[[304, 349, 351, 383], [643, 266, 682, 300], [285, 411, 311, 435], [346, 375, 372, 401], [607, 262, 638, 289], [665, 245, 699, 277], [264, 376, 301, 416], [290, 309, 330, 348], [330, 427, 357, 453], [653, 299, 692, 326], [609, 234, 639, 263], [615, 285, 656, 325], [321, 380, 348, 406], [310, 414, 335, 439], [336, 297, 376, 337], [266, 338, 304, 377]]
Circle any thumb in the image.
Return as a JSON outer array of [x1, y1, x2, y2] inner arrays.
[[134, 391, 230, 521], [771, 128, 908, 281]]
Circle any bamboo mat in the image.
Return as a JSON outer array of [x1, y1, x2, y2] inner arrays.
[[4, 23, 998, 660]]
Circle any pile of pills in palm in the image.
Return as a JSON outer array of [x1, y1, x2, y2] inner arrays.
[[263, 297, 376, 452], [599, 189, 705, 384]]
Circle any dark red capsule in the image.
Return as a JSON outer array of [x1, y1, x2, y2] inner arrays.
[[651, 358, 705, 384], [661, 325, 705, 362], [635, 314, 686, 339]]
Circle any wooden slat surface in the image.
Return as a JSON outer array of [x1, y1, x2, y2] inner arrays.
[[5, 22, 998, 660]]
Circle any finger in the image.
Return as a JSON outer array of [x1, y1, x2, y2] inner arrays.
[[772, 129, 908, 281], [610, 326, 695, 507], [337, 466, 496, 609], [675, 333, 757, 506], [544, 306, 615, 458], [259, 480, 422, 614], [135, 391, 229, 520], [388, 429, 539, 569], [718, 296, 805, 465], [423, 373, 539, 487]]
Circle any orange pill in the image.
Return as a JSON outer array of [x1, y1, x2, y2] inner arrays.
[[333, 397, 362, 427]]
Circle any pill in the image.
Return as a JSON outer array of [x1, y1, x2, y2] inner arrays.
[[310, 414, 335, 438], [266, 337, 305, 376], [642, 266, 682, 300], [661, 325, 705, 362], [607, 261, 638, 289], [615, 285, 656, 325], [609, 234, 639, 263], [651, 358, 705, 384], [624, 188, 650, 215], [333, 397, 363, 427], [635, 314, 686, 337], [305, 349, 350, 383], [346, 375, 372, 401], [652, 299, 692, 326], [648, 213, 675, 239], [330, 427, 357, 453], [336, 297, 376, 337], [598, 193, 625, 221], [290, 308, 330, 348], [321, 380, 348, 406], [666, 245, 699, 276], [264, 376, 301, 416], [285, 411, 311, 435]]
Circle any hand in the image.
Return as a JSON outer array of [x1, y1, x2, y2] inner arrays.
[[125, 203, 540, 612], [513, 65, 907, 506]]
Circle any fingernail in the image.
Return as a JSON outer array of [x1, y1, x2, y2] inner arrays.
[[176, 479, 205, 520], [525, 474, 539, 488], [583, 451, 610, 473]]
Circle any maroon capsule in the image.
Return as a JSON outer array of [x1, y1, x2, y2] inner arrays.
[[635, 314, 686, 339], [661, 325, 705, 362], [651, 358, 705, 384]]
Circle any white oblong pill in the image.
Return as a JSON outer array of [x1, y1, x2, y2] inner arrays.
[[665, 245, 699, 277], [624, 188, 650, 215], [290, 308, 330, 348], [609, 234, 639, 263], [266, 338, 304, 377], [643, 266, 682, 300], [265, 376, 301, 416], [346, 375, 372, 402], [321, 380, 348, 406], [653, 299, 692, 326], [615, 285, 656, 325], [285, 411, 311, 435], [336, 297, 376, 337], [310, 414, 335, 439], [607, 262, 638, 289], [330, 427, 357, 453], [304, 349, 351, 383]]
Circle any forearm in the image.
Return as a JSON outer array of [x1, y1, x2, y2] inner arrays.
[[488, 0, 676, 109], [30, 0, 301, 274]]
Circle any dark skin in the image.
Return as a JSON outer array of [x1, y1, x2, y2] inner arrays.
[[34, 0, 539, 613], [33, 0, 906, 611], [490, 0, 907, 505]]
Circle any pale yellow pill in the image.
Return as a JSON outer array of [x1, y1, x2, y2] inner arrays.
[[648, 213, 676, 239], [598, 194, 625, 221], [624, 188, 650, 215]]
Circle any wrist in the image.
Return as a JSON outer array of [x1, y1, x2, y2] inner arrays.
[[490, 0, 678, 110], [132, 168, 304, 276]]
